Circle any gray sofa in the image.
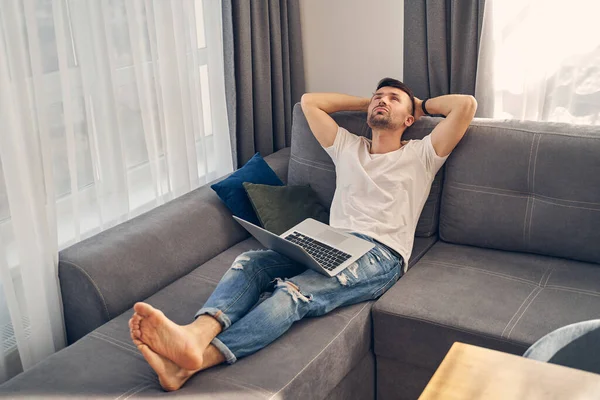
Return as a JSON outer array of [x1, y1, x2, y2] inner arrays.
[[1, 104, 599, 399]]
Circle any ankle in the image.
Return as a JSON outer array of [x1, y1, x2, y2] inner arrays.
[[189, 315, 222, 337], [201, 344, 226, 370], [176, 365, 199, 379]]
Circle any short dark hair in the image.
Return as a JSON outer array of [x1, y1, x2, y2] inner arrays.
[[375, 78, 415, 116]]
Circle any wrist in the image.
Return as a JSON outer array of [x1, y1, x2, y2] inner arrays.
[[422, 98, 432, 116], [414, 98, 424, 119]]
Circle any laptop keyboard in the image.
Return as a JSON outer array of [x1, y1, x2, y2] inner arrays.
[[284, 231, 352, 271]]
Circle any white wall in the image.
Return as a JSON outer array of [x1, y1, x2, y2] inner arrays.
[[299, 0, 404, 98]]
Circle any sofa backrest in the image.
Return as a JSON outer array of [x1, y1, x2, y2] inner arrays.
[[440, 118, 600, 265], [288, 103, 445, 238]]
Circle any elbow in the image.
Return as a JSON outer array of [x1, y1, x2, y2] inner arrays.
[[463, 95, 478, 117], [301, 93, 313, 109]]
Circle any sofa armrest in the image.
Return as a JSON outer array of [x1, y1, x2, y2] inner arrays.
[[59, 147, 291, 344]]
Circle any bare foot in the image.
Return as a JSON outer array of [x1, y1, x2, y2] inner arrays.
[[137, 342, 198, 391], [129, 302, 220, 371]]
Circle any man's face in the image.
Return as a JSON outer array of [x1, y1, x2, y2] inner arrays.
[[367, 87, 414, 130]]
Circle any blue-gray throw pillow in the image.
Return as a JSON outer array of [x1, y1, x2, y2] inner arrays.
[[211, 152, 284, 225]]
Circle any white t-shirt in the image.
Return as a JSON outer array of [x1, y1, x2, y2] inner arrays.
[[323, 127, 448, 272]]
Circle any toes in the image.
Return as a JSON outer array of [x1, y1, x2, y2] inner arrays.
[[130, 328, 139, 344], [137, 343, 156, 361], [132, 336, 144, 347], [134, 302, 155, 317], [131, 313, 143, 326]]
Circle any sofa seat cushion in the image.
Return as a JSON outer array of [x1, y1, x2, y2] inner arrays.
[[372, 241, 600, 371], [0, 237, 373, 399]]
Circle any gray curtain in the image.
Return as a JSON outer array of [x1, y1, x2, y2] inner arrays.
[[222, 0, 305, 169], [222, 0, 237, 169], [404, 0, 486, 99]]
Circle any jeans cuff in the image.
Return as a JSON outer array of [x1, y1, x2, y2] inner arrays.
[[194, 307, 232, 330], [211, 337, 237, 364]]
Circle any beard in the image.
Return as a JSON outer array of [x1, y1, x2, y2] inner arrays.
[[367, 111, 400, 130]]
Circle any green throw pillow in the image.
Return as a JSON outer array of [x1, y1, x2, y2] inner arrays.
[[242, 182, 330, 235]]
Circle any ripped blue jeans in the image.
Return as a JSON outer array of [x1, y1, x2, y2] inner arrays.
[[195, 232, 403, 364]]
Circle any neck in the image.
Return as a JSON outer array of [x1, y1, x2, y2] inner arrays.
[[370, 128, 405, 154]]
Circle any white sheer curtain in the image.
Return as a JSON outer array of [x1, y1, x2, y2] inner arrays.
[[475, 0, 600, 124], [0, 0, 232, 382]]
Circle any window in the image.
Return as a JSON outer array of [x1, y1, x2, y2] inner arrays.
[[476, 0, 600, 124], [0, 0, 226, 255], [0, 0, 231, 368]]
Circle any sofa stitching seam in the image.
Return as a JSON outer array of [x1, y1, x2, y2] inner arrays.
[[186, 273, 221, 285], [60, 259, 111, 320], [538, 265, 551, 286], [542, 266, 555, 287], [523, 196, 530, 245], [114, 381, 154, 400], [471, 123, 600, 139], [209, 376, 274, 395], [89, 333, 144, 359], [454, 182, 526, 195], [290, 153, 334, 169], [532, 135, 541, 196], [528, 200, 536, 243], [428, 180, 438, 236], [290, 156, 335, 173], [447, 185, 527, 198], [290, 158, 335, 174], [422, 260, 538, 285], [527, 135, 535, 192], [123, 383, 154, 399], [534, 197, 600, 212], [374, 311, 529, 348], [450, 185, 600, 212], [507, 288, 544, 339], [501, 287, 540, 338], [450, 182, 600, 208], [94, 331, 138, 351], [524, 134, 536, 246], [545, 285, 600, 298], [528, 136, 541, 243], [268, 302, 370, 399]]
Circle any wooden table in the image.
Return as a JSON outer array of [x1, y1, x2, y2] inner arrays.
[[419, 342, 600, 399]]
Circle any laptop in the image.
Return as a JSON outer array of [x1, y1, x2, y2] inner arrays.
[[232, 216, 375, 277]]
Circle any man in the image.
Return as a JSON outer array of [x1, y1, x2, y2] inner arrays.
[[129, 78, 477, 391]]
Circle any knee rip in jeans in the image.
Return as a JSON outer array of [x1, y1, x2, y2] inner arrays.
[[231, 254, 250, 270], [275, 278, 312, 303], [230, 250, 267, 270]]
